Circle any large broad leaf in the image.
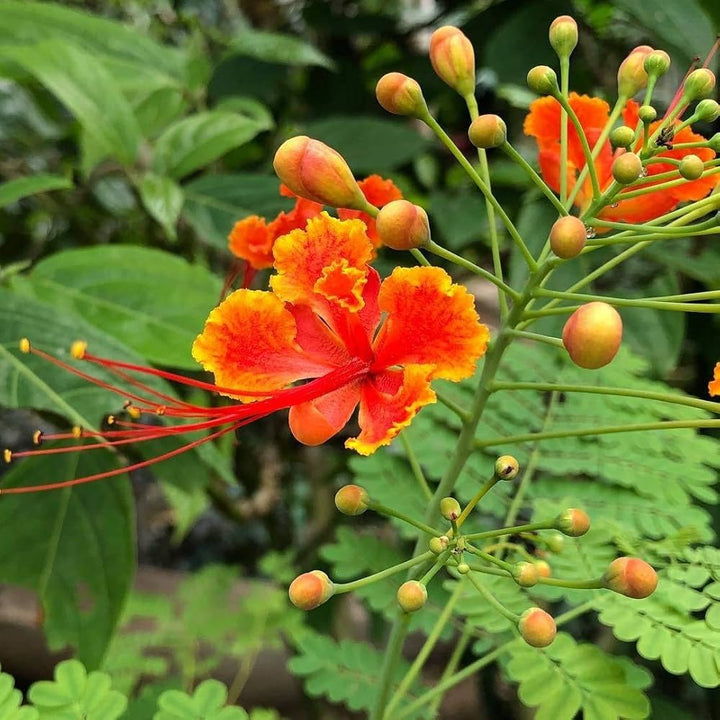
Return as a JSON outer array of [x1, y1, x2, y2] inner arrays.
[[25, 246, 221, 369], [302, 117, 428, 173], [182, 174, 290, 248], [227, 28, 334, 70], [137, 174, 185, 242], [153, 112, 265, 180], [0, 174, 72, 208], [1, 41, 141, 167]]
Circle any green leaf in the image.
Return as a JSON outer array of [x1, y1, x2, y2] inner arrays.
[[428, 190, 491, 250], [227, 29, 334, 70], [154, 680, 248, 720], [26, 246, 221, 369], [0, 664, 39, 720], [153, 112, 265, 180], [1, 41, 141, 166], [137, 174, 185, 242], [302, 117, 428, 173], [182, 174, 290, 248], [0, 174, 72, 207]]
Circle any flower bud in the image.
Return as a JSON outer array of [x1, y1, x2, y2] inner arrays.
[[696, 98, 720, 123], [468, 114, 507, 149], [555, 508, 591, 537], [549, 15, 578, 58], [604, 557, 658, 599], [397, 580, 428, 613], [562, 301, 623, 369], [457, 562, 470, 575], [527, 65, 559, 95], [512, 562, 539, 587], [334, 484, 369, 515], [643, 50, 671, 78], [273, 136, 367, 210], [518, 607, 557, 648], [609, 125, 636, 149], [679, 154, 705, 180], [289, 570, 334, 610], [439, 497, 461, 521], [494, 455, 519, 480], [376, 72, 428, 118], [617, 45, 653, 98], [638, 105, 657, 124], [612, 152, 643, 184], [535, 560, 552, 578], [546, 532, 565, 554], [376, 200, 430, 250], [683, 68, 716, 101], [429, 535, 449, 554], [429, 26, 476, 96], [549, 215, 587, 259], [708, 133, 720, 152]]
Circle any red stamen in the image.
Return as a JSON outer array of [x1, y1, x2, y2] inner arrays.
[[702, 37, 720, 68], [665, 57, 700, 118], [220, 260, 245, 301]]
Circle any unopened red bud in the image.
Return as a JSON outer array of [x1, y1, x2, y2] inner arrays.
[[679, 154, 705, 180], [527, 65, 559, 95], [512, 562, 539, 587], [643, 50, 671, 78], [289, 570, 334, 610], [519, 607, 557, 648], [440, 497, 461, 521], [397, 580, 428, 613], [546, 532, 565, 554], [376, 72, 428, 118], [334, 484, 369, 515], [612, 152, 643, 184], [549, 215, 587, 259], [429, 26, 476, 96], [610, 125, 635, 148], [273, 136, 367, 210], [376, 200, 430, 250], [555, 508, 591, 537], [604, 557, 658, 599], [683, 68, 716, 101], [468, 114, 507, 149], [457, 562, 470, 575], [562, 301, 623, 369], [429, 535, 449, 554], [617, 45, 653, 97], [549, 15, 578, 58], [696, 99, 720, 122], [535, 560, 552, 578], [495, 455, 519, 480], [638, 105, 657, 124]]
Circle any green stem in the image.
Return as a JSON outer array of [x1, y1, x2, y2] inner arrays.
[[506, 329, 564, 348], [333, 551, 436, 593], [559, 55, 570, 205], [466, 546, 514, 572], [467, 571, 519, 622], [464, 520, 556, 542], [368, 501, 439, 537], [372, 613, 411, 720], [456, 475, 498, 527], [410, 247, 431, 266], [536, 575, 605, 589], [436, 390, 471, 423], [615, 167, 720, 201], [427, 624, 472, 717], [401, 433, 432, 501]]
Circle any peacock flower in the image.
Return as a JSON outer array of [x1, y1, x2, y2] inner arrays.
[[524, 92, 719, 223], [6, 214, 488, 491], [709, 363, 720, 396]]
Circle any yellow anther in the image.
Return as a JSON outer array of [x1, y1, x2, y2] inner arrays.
[[156, 406, 166, 416], [127, 406, 141, 420], [32, 430, 43, 446], [72, 426, 83, 439], [3, 449, 12, 464], [106, 415, 115, 426], [70, 340, 87, 360], [19, 338, 31, 354]]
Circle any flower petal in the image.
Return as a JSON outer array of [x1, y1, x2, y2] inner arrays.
[[338, 175, 403, 246], [228, 216, 274, 269], [192, 289, 336, 398], [372, 266, 489, 380], [709, 362, 720, 397], [346, 366, 436, 455]]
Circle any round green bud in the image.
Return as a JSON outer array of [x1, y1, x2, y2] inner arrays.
[[457, 562, 470, 575], [334, 484, 369, 515], [610, 125, 636, 148], [527, 65, 559, 95], [549, 15, 578, 58], [643, 50, 671, 77], [549, 215, 587, 259], [555, 508, 591, 537], [696, 98, 720, 123], [638, 105, 657, 124], [679, 154, 704, 180], [397, 580, 428, 613], [512, 561, 539, 587], [519, 607, 557, 648], [683, 68, 716, 101], [468, 114, 507, 149], [612, 152, 643, 184], [494, 455, 519, 480], [429, 535, 449, 554], [708, 133, 720, 152], [546, 532, 565, 554], [439, 497, 461, 521]]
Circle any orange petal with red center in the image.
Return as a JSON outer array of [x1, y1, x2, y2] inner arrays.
[[338, 175, 403, 245], [289, 380, 363, 445], [192, 289, 337, 399], [346, 367, 436, 455], [271, 212, 374, 311], [314, 259, 368, 312], [228, 216, 274, 269], [709, 362, 720, 397], [372, 266, 489, 381], [290, 304, 353, 368]]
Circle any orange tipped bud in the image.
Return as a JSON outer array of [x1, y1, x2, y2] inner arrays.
[[512, 562, 539, 587], [289, 570, 334, 610], [562, 302, 623, 369], [679, 154, 705, 180], [376, 72, 428, 118], [555, 508, 591, 537], [549, 15, 578, 58], [397, 580, 428, 612], [612, 152, 643, 184], [468, 114, 507, 149], [609, 125, 636, 148], [684, 68, 716, 101], [527, 65, 559, 95], [334, 484, 369, 515], [429, 535, 449, 554], [549, 215, 587, 259], [494, 455, 519, 480], [429, 26, 476, 96], [376, 200, 430, 250], [273, 136, 367, 210], [535, 560, 552, 578], [604, 557, 658, 599], [617, 45, 653, 97], [643, 50, 670, 78], [519, 607, 556, 647], [439, 496, 461, 521]]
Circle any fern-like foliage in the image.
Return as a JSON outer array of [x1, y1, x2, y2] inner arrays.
[[0, 665, 39, 720], [154, 680, 251, 720]]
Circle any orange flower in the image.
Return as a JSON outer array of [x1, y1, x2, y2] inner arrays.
[[709, 363, 720, 396], [338, 175, 403, 246], [8, 214, 488, 492], [524, 92, 719, 222]]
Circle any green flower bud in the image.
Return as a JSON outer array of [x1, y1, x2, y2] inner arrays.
[[555, 508, 591, 537], [550, 215, 587, 259], [679, 154, 704, 180], [643, 50, 671, 78], [468, 114, 507, 149], [617, 45, 653, 97], [549, 15, 578, 58], [494, 455, 519, 480], [512, 561, 539, 587], [638, 105, 657, 124], [334, 484, 369, 515], [527, 65, 559, 95], [397, 580, 428, 613], [708, 133, 720, 152], [519, 607, 557, 648], [457, 562, 470, 575], [683, 68, 716, 101], [429, 535, 449, 554], [612, 152, 643, 184], [696, 98, 720, 122], [610, 125, 636, 149], [439, 497, 461, 521], [546, 532, 565, 554]]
